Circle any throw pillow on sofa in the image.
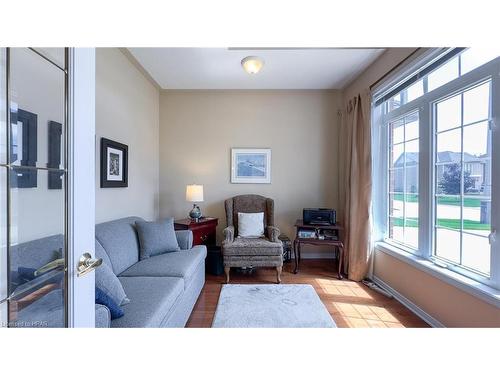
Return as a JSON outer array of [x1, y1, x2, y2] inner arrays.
[[95, 287, 124, 320], [135, 218, 180, 260], [238, 212, 265, 238], [95, 262, 130, 306]]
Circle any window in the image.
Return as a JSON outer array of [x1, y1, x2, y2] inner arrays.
[[373, 48, 500, 289], [388, 112, 419, 250], [433, 80, 492, 275]]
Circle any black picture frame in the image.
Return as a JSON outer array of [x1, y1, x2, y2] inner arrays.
[[10, 108, 38, 188], [47, 120, 63, 189], [100, 138, 128, 188]]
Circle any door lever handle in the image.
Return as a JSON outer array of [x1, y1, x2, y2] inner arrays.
[[35, 258, 65, 276], [77, 253, 103, 277]]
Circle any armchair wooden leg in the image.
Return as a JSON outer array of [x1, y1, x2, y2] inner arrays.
[[224, 266, 230, 284], [276, 266, 282, 284]]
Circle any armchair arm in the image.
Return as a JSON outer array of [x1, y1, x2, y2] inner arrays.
[[223, 226, 235, 243], [175, 230, 193, 250], [267, 226, 281, 243]]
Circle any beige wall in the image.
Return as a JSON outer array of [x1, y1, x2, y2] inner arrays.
[[159, 90, 341, 255], [95, 48, 160, 223], [374, 251, 500, 327], [342, 48, 418, 101], [343, 48, 500, 327]]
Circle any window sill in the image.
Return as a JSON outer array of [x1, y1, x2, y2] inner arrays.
[[375, 241, 500, 309]]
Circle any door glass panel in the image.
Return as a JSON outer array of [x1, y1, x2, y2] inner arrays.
[[31, 48, 65, 70], [1, 48, 6, 165], [10, 48, 65, 170], [8, 168, 65, 327], [4, 48, 67, 328], [0, 167, 6, 302], [1, 301, 7, 327]]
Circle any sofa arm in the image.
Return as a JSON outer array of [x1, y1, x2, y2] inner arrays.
[[95, 303, 111, 328], [223, 226, 235, 243], [267, 226, 281, 243], [175, 230, 193, 250]]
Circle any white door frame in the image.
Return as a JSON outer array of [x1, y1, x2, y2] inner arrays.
[[67, 48, 96, 327]]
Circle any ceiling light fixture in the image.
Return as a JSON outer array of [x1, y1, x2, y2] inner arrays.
[[241, 56, 264, 74]]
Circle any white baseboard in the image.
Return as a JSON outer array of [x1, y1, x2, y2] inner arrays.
[[372, 276, 445, 328]]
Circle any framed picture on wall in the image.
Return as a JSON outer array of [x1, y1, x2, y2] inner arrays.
[[231, 148, 271, 184], [100, 138, 128, 188]]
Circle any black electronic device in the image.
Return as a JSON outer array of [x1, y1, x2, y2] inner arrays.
[[303, 208, 336, 225]]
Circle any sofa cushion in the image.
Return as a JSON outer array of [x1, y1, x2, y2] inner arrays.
[[135, 218, 180, 260], [95, 287, 124, 320], [95, 262, 130, 306], [119, 245, 207, 288], [95, 217, 144, 275], [95, 239, 113, 269], [112, 276, 184, 328], [223, 237, 283, 256]]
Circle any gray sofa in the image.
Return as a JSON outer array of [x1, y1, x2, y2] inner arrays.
[[95, 216, 206, 328], [8, 216, 205, 328]]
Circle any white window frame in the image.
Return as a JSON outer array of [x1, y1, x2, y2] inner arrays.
[[372, 49, 500, 292]]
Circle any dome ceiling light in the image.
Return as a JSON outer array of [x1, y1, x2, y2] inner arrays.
[[241, 56, 264, 74]]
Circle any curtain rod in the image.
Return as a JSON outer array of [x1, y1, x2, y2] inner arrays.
[[369, 48, 422, 90]]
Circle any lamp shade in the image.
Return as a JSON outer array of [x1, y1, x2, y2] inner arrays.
[[186, 184, 204, 202]]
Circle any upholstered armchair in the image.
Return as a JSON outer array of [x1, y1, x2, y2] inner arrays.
[[222, 194, 283, 284]]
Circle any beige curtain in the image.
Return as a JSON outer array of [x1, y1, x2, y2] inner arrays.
[[338, 91, 372, 281]]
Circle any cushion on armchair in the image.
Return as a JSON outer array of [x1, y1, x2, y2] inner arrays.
[[237, 212, 264, 238]]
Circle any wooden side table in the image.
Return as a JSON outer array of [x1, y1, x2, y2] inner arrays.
[[174, 217, 219, 248], [293, 219, 345, 279]]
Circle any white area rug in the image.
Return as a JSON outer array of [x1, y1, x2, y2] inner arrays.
[[212, 284, 336, 328]]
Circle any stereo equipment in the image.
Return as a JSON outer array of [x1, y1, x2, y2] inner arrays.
[[303, 208, 336, 225]]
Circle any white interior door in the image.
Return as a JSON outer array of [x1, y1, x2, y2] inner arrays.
[[68, 48, 96, 327], [0, 47, 95, 328]]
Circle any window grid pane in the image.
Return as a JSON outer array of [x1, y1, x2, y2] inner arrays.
[[387, 112, 419, 250], [433, 80, 492, 275]]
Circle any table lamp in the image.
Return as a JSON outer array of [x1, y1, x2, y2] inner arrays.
[[186, 184, 204, 222]]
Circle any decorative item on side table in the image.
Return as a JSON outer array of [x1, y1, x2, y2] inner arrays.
[[186, 184, 204, 221], [100, 138, 128, 188], [231, 148, 271, 184], [174, 217, 222, 275]]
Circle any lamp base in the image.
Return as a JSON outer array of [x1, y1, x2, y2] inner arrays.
[[189, 204, 202, 221]]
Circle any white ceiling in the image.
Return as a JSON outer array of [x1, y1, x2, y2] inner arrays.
[[128, 48, 385, 90]]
